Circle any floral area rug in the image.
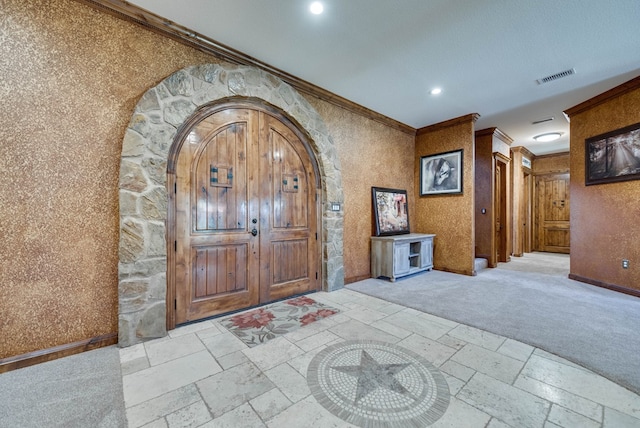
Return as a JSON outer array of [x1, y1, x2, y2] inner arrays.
[[219, 296, 340, 347]]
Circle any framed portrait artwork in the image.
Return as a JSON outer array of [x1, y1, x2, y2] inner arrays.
[[420, 149, 463, 195], [371, 187, 410, 236], [585, 122, 640, 186]]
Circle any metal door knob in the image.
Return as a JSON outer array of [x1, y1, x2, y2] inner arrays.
[[250, 228, 258, 236]]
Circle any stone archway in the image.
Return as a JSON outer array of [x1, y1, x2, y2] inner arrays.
[[118, 62, 344, 347]]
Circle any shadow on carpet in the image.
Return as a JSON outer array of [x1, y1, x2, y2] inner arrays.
[[0, 346, 127, 428], [347, 266, 640, 395]]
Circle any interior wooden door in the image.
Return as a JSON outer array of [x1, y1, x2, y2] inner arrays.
[[258, 112, 319, 303], [174, 107, 319, 324], [535, 173, 570, 254], [494, 163, 502, 263], [494, 157, 509, 263]]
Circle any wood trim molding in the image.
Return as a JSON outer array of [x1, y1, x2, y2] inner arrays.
[[0, 333, 118, 374], [345, 274, 373, 285], [476, 127, 514, 145], [435, 267, 476, 276], [74, 0, 415, 135], [568, 274, 640, 299], [494, 151, 511, 164], [416, 113, 481, 136], [565, 75, 640, 117], [534, 151, 570, 160], [511, 145, 535, 159]]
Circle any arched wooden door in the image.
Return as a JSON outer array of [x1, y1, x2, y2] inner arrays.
[[171, 103, 320, 325]]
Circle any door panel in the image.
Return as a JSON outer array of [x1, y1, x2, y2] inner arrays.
[[394, 244, 411, 275], [259, 113, 318, 302], [420, 239, 433, 268], [193, 245, 248, 298], [175, 107, 319, 324], [176, 109, 259, 324], [536, 173, 570, 254]]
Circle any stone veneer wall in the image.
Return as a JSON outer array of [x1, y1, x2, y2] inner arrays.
[[119, 62, 344, 346]]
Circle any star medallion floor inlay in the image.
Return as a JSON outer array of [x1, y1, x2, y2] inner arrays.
[[307, 340, 450, 427]]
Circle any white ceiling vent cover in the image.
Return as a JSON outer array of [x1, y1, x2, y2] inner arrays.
[[536, 68, 576, 85]]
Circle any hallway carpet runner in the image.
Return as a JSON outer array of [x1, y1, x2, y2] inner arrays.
[[219, 296, 340, 347]]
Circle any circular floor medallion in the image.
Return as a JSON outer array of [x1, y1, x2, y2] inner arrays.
[[307, 340, 450, 427]]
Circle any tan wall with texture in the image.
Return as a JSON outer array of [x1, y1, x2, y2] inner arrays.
[[567, 78, 640, 293], [414, 116, 477, 275], [0, 0, 413, 358], [307, 100, 415, 283]]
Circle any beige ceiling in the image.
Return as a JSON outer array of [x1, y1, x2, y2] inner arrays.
[[128, 0, 640, 155]]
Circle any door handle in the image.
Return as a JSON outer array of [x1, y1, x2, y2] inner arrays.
[[250, 228, 258, 237]]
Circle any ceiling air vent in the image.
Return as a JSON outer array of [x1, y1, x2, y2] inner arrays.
[[536, 68, 576, 85], [531, 116, 555, 125]]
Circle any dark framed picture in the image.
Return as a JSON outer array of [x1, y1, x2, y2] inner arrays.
[[372, 187, 410, 236], [585, 122, 640, 186], [420, 149, 463, 195]]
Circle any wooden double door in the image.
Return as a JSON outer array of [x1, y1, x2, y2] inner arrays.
[[172, 105, 320, 325]]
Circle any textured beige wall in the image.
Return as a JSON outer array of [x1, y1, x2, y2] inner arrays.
[[0, 0, 215, 358], [414, 116, 477, 275], [568, 82, 640, 292], [307, 99, 415, 283], [0, 0, 415, 358]]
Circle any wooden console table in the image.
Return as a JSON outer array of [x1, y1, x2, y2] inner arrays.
[[371, 233, 435, 281]]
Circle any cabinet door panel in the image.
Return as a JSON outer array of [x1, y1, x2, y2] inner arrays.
[[394, 243, 410, 274], [420, 239, 433, 268]]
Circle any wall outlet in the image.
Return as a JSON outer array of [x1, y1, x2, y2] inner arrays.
[[622, 259, 630, 269]]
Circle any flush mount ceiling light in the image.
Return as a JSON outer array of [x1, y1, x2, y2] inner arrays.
[[430, 88, 442, 95], [310, 1, 324, 14], [533, 132, 562, 142]]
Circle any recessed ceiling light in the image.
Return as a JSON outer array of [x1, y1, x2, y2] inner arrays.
[[533, 132, 562, 142], [430, 88, 442, 95], [310, 2, 324, 14]]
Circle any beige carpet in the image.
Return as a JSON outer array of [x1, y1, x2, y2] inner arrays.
[[347, 252, 640, 395]]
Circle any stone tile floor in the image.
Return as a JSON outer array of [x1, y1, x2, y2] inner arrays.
[[120, 289, 640, 428]]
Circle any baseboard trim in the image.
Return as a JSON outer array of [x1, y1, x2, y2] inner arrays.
[[0, 333, 118, 374], [568, 274, 640, 298], [345, 274, 372, 285], [435, 266, 475, 276]]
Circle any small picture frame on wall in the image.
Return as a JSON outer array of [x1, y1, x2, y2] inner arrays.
[[372, 187, 410, 236], [420, 149, 463, 195], [585, 122, 640, 186]]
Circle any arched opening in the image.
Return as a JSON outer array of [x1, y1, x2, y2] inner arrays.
[[166, 97, 322, 328], [118, 63, 343, 347]]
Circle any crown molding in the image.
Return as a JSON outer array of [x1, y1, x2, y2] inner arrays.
[[75, 0, 416, 135], [416, 113, 480, 135], [565, 75, 640, 117]]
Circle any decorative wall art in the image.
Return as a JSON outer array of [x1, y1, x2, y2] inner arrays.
[[420, 149, 463, 195], [372, 187, 410, 236], [585, 122, 640, 185]]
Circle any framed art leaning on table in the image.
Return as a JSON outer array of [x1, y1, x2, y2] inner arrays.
[[371, 187, 409, 236]]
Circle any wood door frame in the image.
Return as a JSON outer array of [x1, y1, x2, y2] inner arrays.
[[165, 97, 321, 330], [522, 171, 533, 253], [492, 152, 511, 265]]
